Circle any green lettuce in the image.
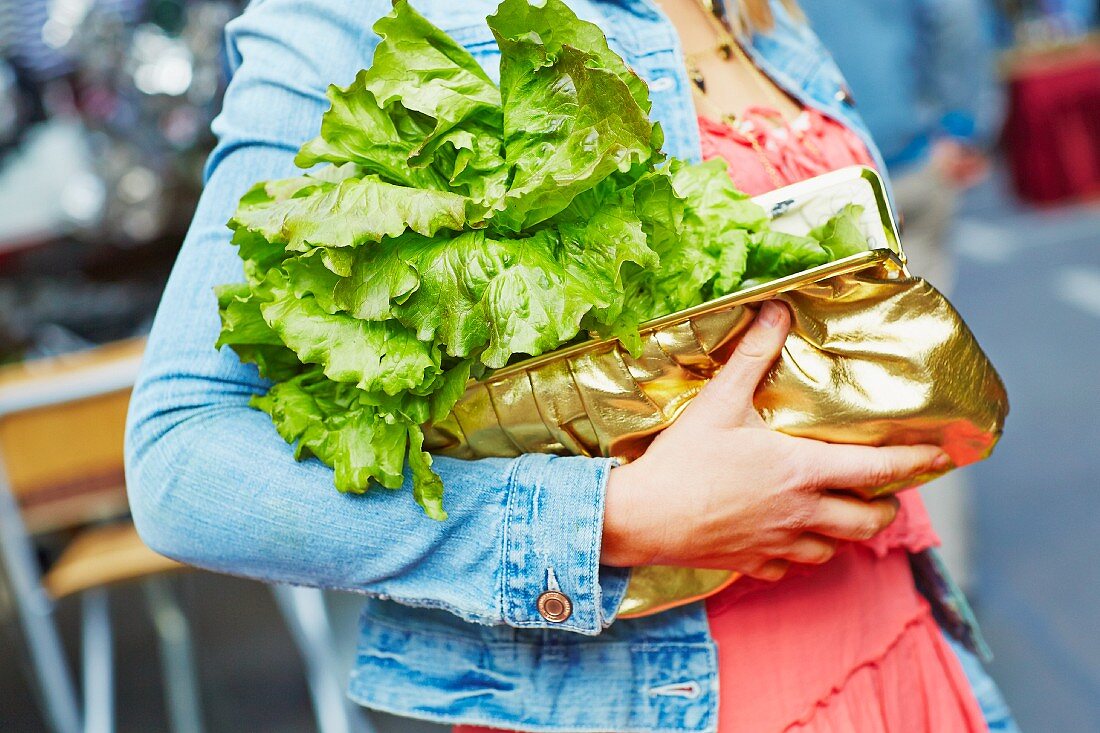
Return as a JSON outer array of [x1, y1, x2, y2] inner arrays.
[[216, 0, 869, 519]]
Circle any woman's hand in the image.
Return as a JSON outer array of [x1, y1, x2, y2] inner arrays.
[[601, 301, 949, 581]]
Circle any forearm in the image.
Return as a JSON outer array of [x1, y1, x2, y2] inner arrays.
[[127, 392, 625, 630]]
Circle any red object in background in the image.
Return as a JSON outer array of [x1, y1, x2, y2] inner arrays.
[[1003, 39, 1100, 205]]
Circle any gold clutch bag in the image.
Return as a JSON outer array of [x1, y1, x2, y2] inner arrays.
[[423, 166, 1008, 619]]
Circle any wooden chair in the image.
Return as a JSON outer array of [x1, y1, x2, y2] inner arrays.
[[0, 339, 377, 733], [0, 339, 200, 733]]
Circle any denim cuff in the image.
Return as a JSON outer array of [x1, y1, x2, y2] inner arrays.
[[502, 453, 629, 634]]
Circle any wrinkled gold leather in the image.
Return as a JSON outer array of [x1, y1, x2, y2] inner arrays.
[[424, 171, 1008, 619]]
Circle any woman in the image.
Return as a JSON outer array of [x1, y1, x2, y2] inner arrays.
[[125, 0, 1016, 730]]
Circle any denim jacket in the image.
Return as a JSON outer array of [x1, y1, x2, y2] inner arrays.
[[125, 1, 990, 731]]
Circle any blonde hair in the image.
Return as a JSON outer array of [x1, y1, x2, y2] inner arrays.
[[726, 0, 802, 34]]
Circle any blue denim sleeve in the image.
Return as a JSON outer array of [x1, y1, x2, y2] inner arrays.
[[123, 0, 630, 635], [913, 0, 1004, 148]]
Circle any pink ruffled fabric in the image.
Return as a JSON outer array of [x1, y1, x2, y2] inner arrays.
[[695, 110, 983, 733], [697, 108, 877, 196], [705, 545, 985, 733], [788, 612, 987, 733]]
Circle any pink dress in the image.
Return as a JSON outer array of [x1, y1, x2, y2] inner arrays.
[[456, 110, 987, 733]]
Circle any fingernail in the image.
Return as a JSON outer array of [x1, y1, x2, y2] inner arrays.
[[758, 301, 781, 327], [932, 452, 951, 470]]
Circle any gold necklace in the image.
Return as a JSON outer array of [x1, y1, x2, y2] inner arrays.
[[681, 1, 786, 187], [681, 12, 735, 96], [682, 9, 789, 114], [681, 0, 827, 184]]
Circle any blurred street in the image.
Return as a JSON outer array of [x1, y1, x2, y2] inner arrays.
[[950, 170, 1100, 731]]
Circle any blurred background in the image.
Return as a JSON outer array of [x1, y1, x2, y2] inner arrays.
[[0, 0, 1097, 731]]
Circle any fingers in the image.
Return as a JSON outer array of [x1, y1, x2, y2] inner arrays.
[[743, 535, 838, 580], [743, 559, 790, 582], [778, 533, 839, 565], [808, 494, 900, 542], [802, 441, 949, 493], [694, 301, 790, 418]]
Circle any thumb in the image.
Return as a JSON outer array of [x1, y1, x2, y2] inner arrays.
[[692, 301, 790, 424]]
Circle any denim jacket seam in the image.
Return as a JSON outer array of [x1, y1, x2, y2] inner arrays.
[[765, 47, 822, 89], [345, 689, 704, 733], [439, 23, 499, 50], [360, 608, 714, 651], [358, 609, 497, 647], [500, 454, 527, 627], [627, 641, 715, 652], [366, 594, 497, 625], [587, 458, 610, 625]]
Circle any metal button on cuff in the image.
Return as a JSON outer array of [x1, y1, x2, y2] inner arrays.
[[537, 590, 573, 623]]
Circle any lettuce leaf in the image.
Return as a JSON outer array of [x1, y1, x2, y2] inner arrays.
[[251, 371, 413, 494], [258, 270, 440, 395], [232, 175, 482, 252], [215, 0, 870, 517], [487, 0, 659, 231], [808, 203, 868, 260], [296, 2, 508, 204]]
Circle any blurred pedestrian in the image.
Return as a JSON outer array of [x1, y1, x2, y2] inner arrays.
[[802, 0, 1003, 293]]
